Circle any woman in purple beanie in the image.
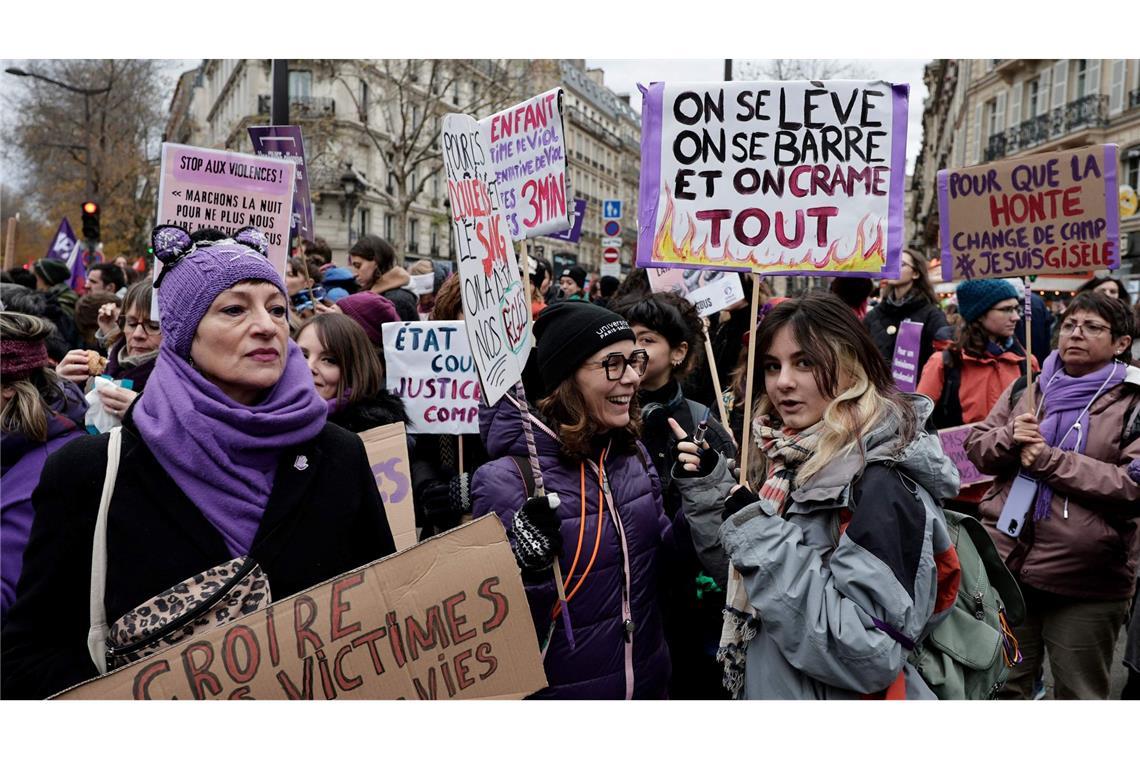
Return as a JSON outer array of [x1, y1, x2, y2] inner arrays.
[[2, 226, 396, 699]]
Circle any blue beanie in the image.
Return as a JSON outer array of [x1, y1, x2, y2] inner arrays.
[[956, 279, 1021, 323]]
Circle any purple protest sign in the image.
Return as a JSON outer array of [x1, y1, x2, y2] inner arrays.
[[248, 125, 315, 243], [938, 425, 992, 487], [890, 319, 922, 392], [544, 198, 586, 243], [637, 80, 906, 279]]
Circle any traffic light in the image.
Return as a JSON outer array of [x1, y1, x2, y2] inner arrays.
[[81, 201, 100, 242]]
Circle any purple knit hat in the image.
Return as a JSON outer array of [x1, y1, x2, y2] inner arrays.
[[152, 225, 286, 359], [336, 291, 400, 346]]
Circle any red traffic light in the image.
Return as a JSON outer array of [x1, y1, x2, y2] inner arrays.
[[82, 201, 99, 214]]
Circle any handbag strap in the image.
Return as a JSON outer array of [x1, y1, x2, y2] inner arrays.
[[87, 426, 123, 675]]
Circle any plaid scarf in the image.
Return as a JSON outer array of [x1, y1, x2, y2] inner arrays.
[[718, 417, 823, 698]]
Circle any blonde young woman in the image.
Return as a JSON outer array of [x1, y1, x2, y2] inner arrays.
[[672, 292, 961, 699]]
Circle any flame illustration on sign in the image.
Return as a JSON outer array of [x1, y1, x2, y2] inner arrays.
[[651, 185, 886, 272]]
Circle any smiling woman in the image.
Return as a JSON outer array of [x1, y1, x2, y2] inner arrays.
[[1, 225, 397, 699]]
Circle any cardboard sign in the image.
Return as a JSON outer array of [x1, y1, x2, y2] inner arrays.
[[481, 88, 572, 240], [890, 319, 923, 392], [248, 125, 315, 243], [646, 266, 745, 317], [155, 143, 296, 281], [938, 145, 1120, 280], [441, 113, 532, 406], [637, 81, 907, 278], [545, 197, 587, 242], [382, 321, 481, 435], [55, 517, 547, 700], [358, 422, 417, 551], [938, 424, 992, 487]]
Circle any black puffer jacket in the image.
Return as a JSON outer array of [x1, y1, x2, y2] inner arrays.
[[328, 388, 409, 434], [864, 293, 952, 379]]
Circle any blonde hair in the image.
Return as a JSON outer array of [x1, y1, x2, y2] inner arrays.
[[746, 293, 916, 488]]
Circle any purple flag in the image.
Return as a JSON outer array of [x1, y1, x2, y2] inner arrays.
[[544, 198, 586, 243], [890, 319, 922, 393], [248, 125, 314, 243], [44, 218, 86, 290]]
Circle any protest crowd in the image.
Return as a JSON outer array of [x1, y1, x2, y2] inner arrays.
[[1, 74, 1139, 704]]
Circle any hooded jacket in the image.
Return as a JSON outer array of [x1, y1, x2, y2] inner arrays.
[[864, 292, 952, 378], [371, 266, 419, 323], [966, 365, 1140, 600], [917, 345, 1035, 425], [674, 395, 962, 699], [471, 393, 673, 699], [0, 381, 88, 622]]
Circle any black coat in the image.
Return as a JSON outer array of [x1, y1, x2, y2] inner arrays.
[[328, 387, 409, 434], [864, 294, 952, 380], [380, 287, 420, 323], [1, 414, 396, 699]]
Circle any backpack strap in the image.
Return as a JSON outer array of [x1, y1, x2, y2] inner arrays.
[[87, 426, 123, 676], [1122, 395, 1140, 448], [509, 455, 536, 500]]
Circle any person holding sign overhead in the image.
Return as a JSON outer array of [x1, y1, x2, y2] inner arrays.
[[671, 293, 960, 699], [965, 291, 1140, 699], [2, 226, 396, 699], [472, 301, 674, 699]]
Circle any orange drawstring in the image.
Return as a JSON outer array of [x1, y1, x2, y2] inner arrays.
[[553, 449, 607, 618], [999, 609, 1023, 667]]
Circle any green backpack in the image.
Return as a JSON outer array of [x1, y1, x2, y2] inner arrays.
[[908, 510, 1026, 700]]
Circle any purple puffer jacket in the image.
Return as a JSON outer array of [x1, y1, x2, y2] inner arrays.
[[1, 380, 88, 623], [471, 394, 673, 699]]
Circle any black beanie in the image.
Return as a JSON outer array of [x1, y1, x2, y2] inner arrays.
[[533, 301, 635, 395], [560, 265, 586, 289], [33, 258, 71, 287]]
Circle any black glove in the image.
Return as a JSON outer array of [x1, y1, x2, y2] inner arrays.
[[509, 494, 563, 573], [722, 485, 758, 522], [673, 436, 721, 479], [419, 473, 469, 529]]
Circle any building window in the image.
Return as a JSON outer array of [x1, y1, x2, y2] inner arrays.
[[1126, 147, 1140, 190], [357, 208, 370, 240], [288, 70, 311, 100], [985, 98, 999, 140], [384, 213, 394, 240], [359, 80, 369, 120], [432, 171, 441, 201], [408, 218, 419, 252], [1026, 78, 1040, 119], [1075, 60, 1088, 99], [431, 223, 439, 253]]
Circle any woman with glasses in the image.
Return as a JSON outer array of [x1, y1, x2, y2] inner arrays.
[[471, 301, 674, 698], [56, 278, 161, 420], [966, 291, 1139, 699]]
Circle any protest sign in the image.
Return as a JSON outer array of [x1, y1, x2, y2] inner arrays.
[[937, 425, 992, 487], [154, 143, 296, 281], [647, 266, 745, 317], [545, 197, 587, 242], [248, 125, 315, 243], [637, 81, 907, 278], [938, 145, 1120, 280], [441, 113, 532, 406], [481, 88, 572, 240], [382, 321, 481, 435], [890, 320, 922, 392], [56, 517, 547, 700], [358, 422, 417, 551]]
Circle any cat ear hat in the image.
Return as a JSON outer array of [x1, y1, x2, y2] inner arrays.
[[150, 224, 285, 358]]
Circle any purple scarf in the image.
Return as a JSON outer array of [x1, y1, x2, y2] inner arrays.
[[1032, 351, 1126, 520], [133, 341, 327, 556]]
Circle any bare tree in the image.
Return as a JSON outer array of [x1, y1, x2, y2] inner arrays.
[[5, 60, 165, 260], [317, 59, 545, 261], [736, 59, 873, 81]]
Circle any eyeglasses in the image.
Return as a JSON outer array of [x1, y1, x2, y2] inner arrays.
[[1059, 320, 1111, 338], [585, 349, 649, 380], [988, 305, 1021, 316], [118, 316, 161, 335]]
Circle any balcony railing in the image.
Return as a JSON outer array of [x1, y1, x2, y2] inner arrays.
[[257, 95, 336, 117], [984, 95, 1109, 160]]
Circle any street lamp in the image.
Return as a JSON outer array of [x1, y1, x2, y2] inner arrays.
[[4, 66, 112, 205], [341, 163, 362, 248]]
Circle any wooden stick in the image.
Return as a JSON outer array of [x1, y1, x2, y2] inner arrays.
[[737, 276, 762, 486], [1024, 277, 1035, 411], [703, 320, 730, 430], [458, 435, 465, 475], [3, 215, 17, 271]]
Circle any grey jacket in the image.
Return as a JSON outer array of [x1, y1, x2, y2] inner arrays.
[[674, 395, 961, 699]]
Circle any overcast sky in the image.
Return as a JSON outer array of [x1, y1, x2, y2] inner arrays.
[[585, 59, 928, 174]]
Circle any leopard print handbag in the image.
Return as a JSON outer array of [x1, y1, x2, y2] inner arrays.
[[104, 556, 272, 671], [87, 427, 272, 675]]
